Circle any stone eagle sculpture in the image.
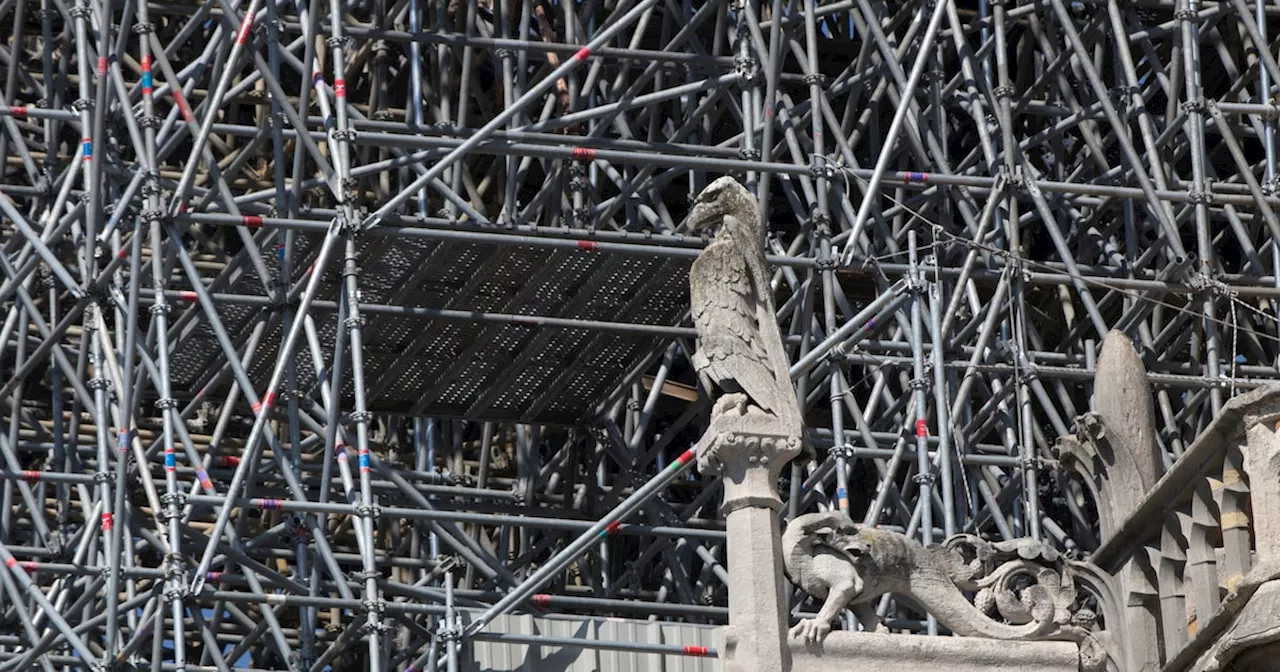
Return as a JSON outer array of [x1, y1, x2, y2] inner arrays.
[[686, 177, 801, 431]]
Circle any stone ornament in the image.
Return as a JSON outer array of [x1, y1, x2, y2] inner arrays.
[[1055, 330, 1163, 542], [687, 176, 807, 513], [687, 176, 803, 438], [697, 431, 804, 513], [782, 511, 1121, 671]]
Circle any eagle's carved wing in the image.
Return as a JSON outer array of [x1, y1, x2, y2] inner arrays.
[[690, 237, 792, 417]]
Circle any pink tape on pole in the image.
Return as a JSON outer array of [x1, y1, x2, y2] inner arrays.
[[236, 11, 255, 44]]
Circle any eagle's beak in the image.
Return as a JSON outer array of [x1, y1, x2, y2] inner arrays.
[[687, 200, 723, 231]]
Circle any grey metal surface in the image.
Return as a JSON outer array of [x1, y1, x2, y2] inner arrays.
[[467, 613, 720, 672], [169, 233, 692, 425]]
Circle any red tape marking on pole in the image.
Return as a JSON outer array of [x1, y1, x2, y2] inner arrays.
[[174, 91, 194, 122], [236, 11, 255, 44]]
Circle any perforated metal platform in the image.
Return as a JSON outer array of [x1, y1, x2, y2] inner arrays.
[[167, 231, 692, 426]]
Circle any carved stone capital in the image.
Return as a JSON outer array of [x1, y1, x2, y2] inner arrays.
[[698, 429, 802, 514]]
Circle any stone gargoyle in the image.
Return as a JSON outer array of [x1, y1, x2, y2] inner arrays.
[[782, 511, 1118, 671]]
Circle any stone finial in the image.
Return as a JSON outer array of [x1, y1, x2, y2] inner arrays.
[[1057, 329, 1163, 541]]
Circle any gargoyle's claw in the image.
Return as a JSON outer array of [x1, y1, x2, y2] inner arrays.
[[789, 618, 831, 644]]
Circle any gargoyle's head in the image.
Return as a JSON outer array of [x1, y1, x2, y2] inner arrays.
[[687, 177, 761, 235], [816, 528, 871, 566], [836, 534, 871, 564]]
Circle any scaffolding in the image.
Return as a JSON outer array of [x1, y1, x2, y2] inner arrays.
[[1, 0, 1279, 669]]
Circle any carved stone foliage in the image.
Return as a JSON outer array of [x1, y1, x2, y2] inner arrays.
[[943, 535, 1123, 671], [697, 429, 803, 513]]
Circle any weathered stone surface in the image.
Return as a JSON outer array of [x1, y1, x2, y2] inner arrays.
[[721, 507, 792, 672], [790, 631, 1081, 672], [1190, 579, 1280, 672], [1244, 423, 1280, 564]]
